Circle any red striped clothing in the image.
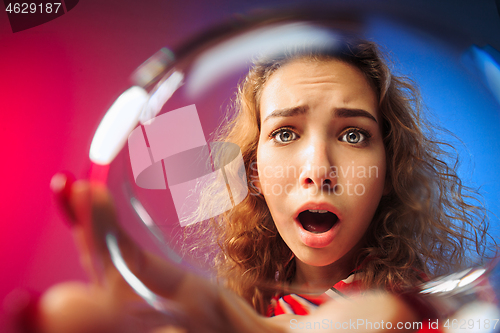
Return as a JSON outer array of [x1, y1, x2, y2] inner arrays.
[[266, 271, 442, 332]]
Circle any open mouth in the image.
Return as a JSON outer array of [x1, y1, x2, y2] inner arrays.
[[298, 210, 339, 233]]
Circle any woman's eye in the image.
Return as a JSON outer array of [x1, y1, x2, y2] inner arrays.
[[271, 128, 298, 144], [340, 129, 368, 144]]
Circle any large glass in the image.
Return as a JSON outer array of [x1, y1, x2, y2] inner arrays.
[[87, 8, 500, 330]]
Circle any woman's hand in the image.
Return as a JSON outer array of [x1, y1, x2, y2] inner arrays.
[[38, 174, 280, 333]]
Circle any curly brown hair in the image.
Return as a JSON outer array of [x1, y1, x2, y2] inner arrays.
[[184, 38, 493, 315]]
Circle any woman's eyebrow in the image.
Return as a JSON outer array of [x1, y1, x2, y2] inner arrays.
[[263, 106, 378, 124], [263, 106, 308, 123], [335, 108, 378, 123]]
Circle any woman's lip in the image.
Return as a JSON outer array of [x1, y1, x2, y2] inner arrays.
[[294, 202, 341, 220], [294, 216, 340, 248]]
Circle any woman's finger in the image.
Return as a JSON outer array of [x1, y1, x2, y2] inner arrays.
[[71, 180, 107, 285], [50, 172, 77, 224], [51, 173, 102, 284]]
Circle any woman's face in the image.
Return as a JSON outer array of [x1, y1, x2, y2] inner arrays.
[[256, 59, 387, 269]]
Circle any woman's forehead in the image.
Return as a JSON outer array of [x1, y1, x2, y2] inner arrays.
[[259, 59, 379, 122]]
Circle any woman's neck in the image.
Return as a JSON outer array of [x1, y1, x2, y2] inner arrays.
[[293, 257, 353, 292], [292, 245, 363, 292]]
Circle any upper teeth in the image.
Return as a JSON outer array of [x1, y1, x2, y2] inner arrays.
[[308, 210, 328, 213]]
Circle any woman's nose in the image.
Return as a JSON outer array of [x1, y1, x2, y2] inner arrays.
[[298, 144, 337, 192]]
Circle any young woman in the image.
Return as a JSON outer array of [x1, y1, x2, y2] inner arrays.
[[40, 38, 492, 333], [192, 39, 491, 315]]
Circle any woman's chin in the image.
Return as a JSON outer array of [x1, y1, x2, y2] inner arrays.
[[294, 250, 342, 268]]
